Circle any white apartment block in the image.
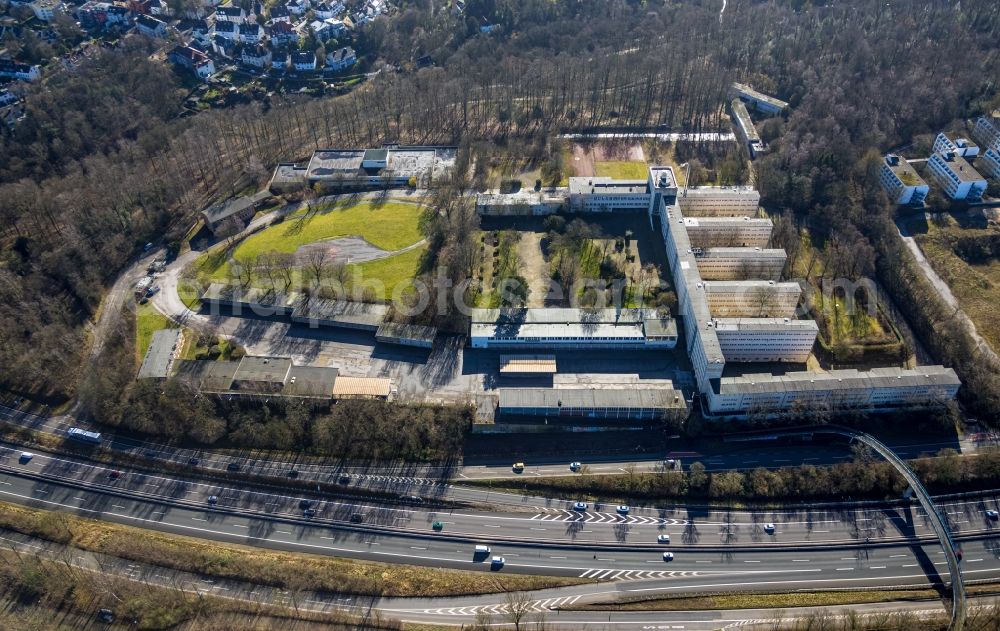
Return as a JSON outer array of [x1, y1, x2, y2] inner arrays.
[[713, 318, 818, 363], [708, 366, 961, 415], [927, 151, 987, 201], [972, 116, 1000, 153], [879, 154, 929, 205], [567, 177, 650, 211], [677, 186, 760, 216], [695, 247, 786, 281], [979, 148, 1000, 180], [684, 216, 773, 248], [703, 280, 801, 318], [933, 132, 979, 158]]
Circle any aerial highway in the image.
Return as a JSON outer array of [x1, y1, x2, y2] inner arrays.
[[5, 526, 998, 630], [3, 444, 999, 562]]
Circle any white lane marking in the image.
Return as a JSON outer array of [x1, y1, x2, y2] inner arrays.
[[835, 568, 853, 571]]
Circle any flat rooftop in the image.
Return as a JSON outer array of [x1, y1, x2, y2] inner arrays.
[[684, 216, 772, 227], [499, 355, 557, 374], [885, 155, 926, 187], [731, 99, 760, 142], [307, 146, 457, 181], [233, 356, 292, 384], [376, 322, 438, 343], [731, 82, 789, 111], [568, 177, 649, 195], [284, 365, 339, 398], [717, 366, 960, 395], [137, 329, 181, 379], [698, 247, 786, 258], [498, 387, 686, 410], [934, 152, 985, 182], [713, 317, 819, 332], [649, 166, 676, 189], [331, 375, 391, 398], [293, 298, 388, 326]]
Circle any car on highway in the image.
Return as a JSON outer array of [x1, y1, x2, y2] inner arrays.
[[338, 474, 351, 484], [207, 495, 218, 505], [663, 458, 675, 469], [226, 462, 241, 472], [569, 461, 582, 471], [299, 499, 313, 510], [474, 544, 491, 559], [303, 508, 316, 518], [287, 470, 299, 479], [986, 510, 999, 521], [573, 501, 588, 511], [512, 462, 524, 473], [187, 457, 200, 467], [350, 513, 364, 523], [490, 556, 505, 569], [432, 521, 444, 531], [108, 470, 122, 480], [18, 452, 33, 464], [616, 505, 630, 515], [657, 534, 671, 544], [400, 494, 423, 504], [662, 552, 674, 562], [764, 523, 776, 534]]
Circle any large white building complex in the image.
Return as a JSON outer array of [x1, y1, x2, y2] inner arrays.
[[879, 154, 929, 206], [567, 177, 650, 212], [647, 166, 960, 418], [927, 150, 987, 201]]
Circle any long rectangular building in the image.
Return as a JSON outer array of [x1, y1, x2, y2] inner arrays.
[[304, 146, 456, 190], [677, 186, 761, 216], [730, 82, 789, 116], [469, 308, 676, 349], [927, 151, 987, 201], [684, 216, 773, 248], [704, 280, 801, 318], [567, 177, 650, 212], [497, 387, 687, 421], [879, 154, 929, 206], [972, 116, 1000, 153], [709, 366, 961, 415], [695, 247, 786, 281], [731, 99, 764, 158], [713, 318, 818, 363]]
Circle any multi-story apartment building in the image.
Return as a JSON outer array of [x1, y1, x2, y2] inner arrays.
[[694, 247, 786, 281], [979, 148, 1000, 181], [713, 318, 818, 363], [703, 280, 801, 318], [677, 186, 760, 216], [879, 154, 929, 206], [927, 151, 987, 201], [684, 216, 773, 248], [933, 132, 979, 158], [972, 116, 1000, 153]]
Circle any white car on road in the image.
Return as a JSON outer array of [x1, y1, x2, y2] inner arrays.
[[573, 501, 588, 511], [662, 552, 674, 562], [616, 505, 630, 515], [764, 523, 776, 534], [657, 534, 671, 544]]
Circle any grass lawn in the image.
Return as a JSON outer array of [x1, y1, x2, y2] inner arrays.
[[566, 589, 949, 612], [347, 244, 427, 301], [594, 160, 649, 180], [199, 200, 425, 282], [177, 279, 202, 311], [135, 302, 178, 365]]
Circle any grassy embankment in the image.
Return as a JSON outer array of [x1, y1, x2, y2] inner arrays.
[[0, 501, 584, 599], [195, 201, 427, 301]]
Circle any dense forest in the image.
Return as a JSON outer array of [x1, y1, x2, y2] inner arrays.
[[2, 0, 1000, 421]]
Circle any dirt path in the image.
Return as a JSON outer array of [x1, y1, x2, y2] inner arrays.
[[516, 232, 551, 307], [295, 236, 427, 266]]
